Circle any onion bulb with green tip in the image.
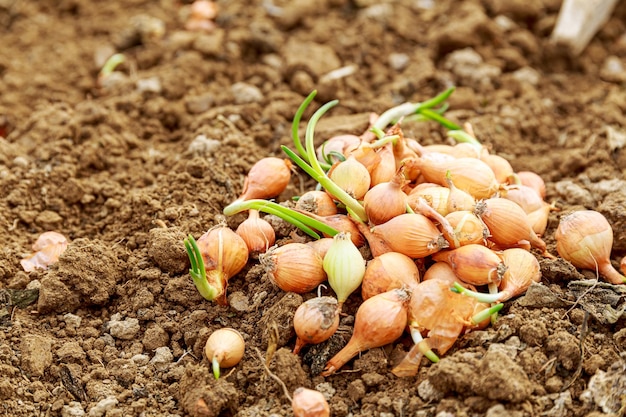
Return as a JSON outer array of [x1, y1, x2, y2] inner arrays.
[[205, 328, 245, 379], [323, 232, 366, 309]]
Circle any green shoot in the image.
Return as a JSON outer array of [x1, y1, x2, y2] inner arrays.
[[447, 130, 482, 146], [223, 199, 339, 239], [184, 235, 220, 301], [471, 303, 504, 325], [282, 98, 368, 222], [373, 87, 458, 130], [99, 53, 126, 81]]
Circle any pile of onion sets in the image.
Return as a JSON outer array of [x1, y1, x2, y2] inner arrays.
[[186, 89, 626, 380]]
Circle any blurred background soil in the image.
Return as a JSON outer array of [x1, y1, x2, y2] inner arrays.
[[1, 0, 625, 416]]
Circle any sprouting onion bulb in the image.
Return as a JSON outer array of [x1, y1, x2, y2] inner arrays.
[[320, 288, 409, 376], [184, 227, 249, 305], [555, 210, 626, 285], [205, 328, 245, 379], [292, 387, 330, 417], [323, 232, 366, 309]]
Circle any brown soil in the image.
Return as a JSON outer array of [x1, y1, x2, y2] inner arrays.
[[1, 0, 626, 416]]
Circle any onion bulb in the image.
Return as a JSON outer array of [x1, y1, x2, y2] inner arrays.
[[371, 213, 449, 259], [496, 248, 541, 301], [432, 244, 507, 286], [236, 210, 275, 256], [260, 243, 327, 293], [237, 157, 292, 202], [320, 288, 409, 376], [292, 387, 330, 417], [323, 232, 366, 308], [195, 227, 249, 304], [205, 328, 245, 379], [416, 155, 499, 199], [328, 156, 371, 200], [295, 191, 338, 217], [363, 170, 408, 225], [444, 210, 487, 247], [555, 210, 626, 285], [516, 171, 546, 199], [293, 296, 340, 354], [475, 198, 546, 252], [361, 252, 420, 300]]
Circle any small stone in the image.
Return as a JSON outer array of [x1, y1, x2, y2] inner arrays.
[[142, 324, 170, 350], [21, 335, 53, 377], [62, 402, 85, 417], [231, 82, 263, 104], [131, 354, 150, 366], [388, 53, 409, 71], [88, 396, 119, 417], [108, 318, 141, 340], [136, 77, 162, 94], [56, 342, 87, 363], [227, 291, 251, 312], [150, 347, 174, 370], [418, 379, 444, 402], [63, 313, 82, 329], [187, 134, 220, 155]]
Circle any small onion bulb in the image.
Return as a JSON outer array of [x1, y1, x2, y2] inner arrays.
[[205, 328, 245, 379]]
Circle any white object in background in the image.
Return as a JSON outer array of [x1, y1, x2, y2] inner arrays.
[[551, 0, 620, 55]]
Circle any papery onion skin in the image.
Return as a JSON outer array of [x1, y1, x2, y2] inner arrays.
[[417, 155, 499, 200], [481, 153, 514, 184], [238, 157, 292, 201], [408, 185, 450, 217], [293, 296, 340, 354], [328, 157, 371, 200], [501, 185, 545, 214], [292, 387, 330, 417], [361, 252, 420, 300], [445, 210, 487, 247], [372, 213, 449, 259], [21, 231, 69, 272], [321, 288, 409, 376], [555, 210, 626, 285], [408, 279, 474, 355], [260, 243, 327, 293]]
